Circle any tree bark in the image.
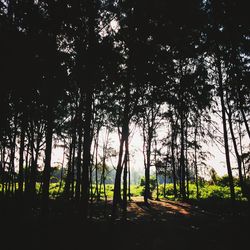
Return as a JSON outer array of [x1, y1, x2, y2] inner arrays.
[[81, 89, 93, 219], [122, 134, 129, 219], [18, 115, 25, 196], [194, 121, 199, 199], [180, 112, 186, 200], [171, 119, 177, 198], [112, 80, 130, 218], [216, 54, 235, 202], [227, 99, 245, 198], [42, 103, 53, 214], [75, 94, 83, 202]]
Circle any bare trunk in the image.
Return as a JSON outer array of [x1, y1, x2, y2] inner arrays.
[[155, 140, 159, 201], [171, 120, 177, 198], [240, 108, 250, 140], [185, 118, 189, 199], [64, 121, 76, 199], [144, 136, 152, 203], [122, 134, 129, 219], [18, 116, 25, 196], [75, 94, 83, 202], [194, 122, 199, 199], [180, 112, 186, 199], [112, 80, 130, 218], [216, 54, 235, 201], [42, 103, 53, 214], [227, 99, 245, 198], [238, 121, 247, 180], [81, 89, 93, 219]]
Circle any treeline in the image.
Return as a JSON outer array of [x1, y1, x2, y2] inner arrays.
[[0, 0, 250, 218]]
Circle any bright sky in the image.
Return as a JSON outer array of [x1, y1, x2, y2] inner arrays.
[[51, 115, 242, 180]]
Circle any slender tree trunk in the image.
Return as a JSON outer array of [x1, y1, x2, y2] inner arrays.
[[194, 122, 199, 199], [9, 115, 17, 196], [0, 147, 6, 195], [24, 142, 30, 195], [58, 146, 65, 196], [163, 164, 167, 198], [112, 81, 130, 218], [95, 127, 100, 199], [42, 103, 53, 214], [122, 134, 129, 219], [75, 94, 83, 202], [216, 54, 235, 202], [100, 129, 109, 203], [100, 156, 107, 203], [18, 115, 25, 196], [238, 120, 247, 180], [227, 100, 245, 198], [185, 118, 189, 199], [144, 133, 152, 203], [29, 136, 40, 201], [155, 139, 159, 201], [240, 107, 250, 140], [81, 89, 93, 219], [112, 132, 125, 218], [128, 152, 131, 201], [171, 120, 177, 198], [64, 123, 76, 199], [71, 133, 76, 199], [180, 112, 186, 200]]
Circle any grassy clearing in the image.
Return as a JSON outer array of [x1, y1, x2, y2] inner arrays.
[[0, 182, 245, 201], [154, 183, 245, 200]]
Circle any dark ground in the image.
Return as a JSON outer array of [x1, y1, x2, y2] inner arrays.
[[0, 197, 249, 250]]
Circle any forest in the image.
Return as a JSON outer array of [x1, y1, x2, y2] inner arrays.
[[0, 1, 250, 250]]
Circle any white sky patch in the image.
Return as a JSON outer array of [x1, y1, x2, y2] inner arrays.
[[99, 18, 120, 37], [50, 115, 242, 180], [110, 19, 120, 33]]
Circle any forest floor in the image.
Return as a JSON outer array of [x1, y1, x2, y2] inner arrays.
[[0, 196, 249, 250]]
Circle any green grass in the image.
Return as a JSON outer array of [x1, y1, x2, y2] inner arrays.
[[0, 182, 245, 201], [155, 183, 245, 200]]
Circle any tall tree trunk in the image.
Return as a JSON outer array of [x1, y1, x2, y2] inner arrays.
[[144, 132, 152, 203], [24, 142, 30, 195], [58, 146, 65, 196], [112, 132, 125, 218], [171, 120, 177, 198], [227, 99, 245, 198], [100, 155, 107, 203], [112, 81, 130, 218], [185, 117, 189, 199], [29, 134, 40, 201], [163, 162, 167, 198], [155, 139, 159, 201], [64, 122, 76, 199], [81, 89, 93, 219], [128, 152, 131, 201], [122, 134, 129, 219], [18, 115, 25, 196], [100, 129, 109, 203], [194, 121, 199, 199], [75, 94, 83, 202], [94, 126, 100, 199], [42, 103, 53, 214], [238, 120, 247, 180], [9, 115, 17, 196], [180, 112, 186, 200], [216, 54, 235, 202], [240, 107, 250, 140], [0, 147, 6, 195]]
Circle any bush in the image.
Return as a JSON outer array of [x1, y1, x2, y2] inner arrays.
[[139, 176, 157, 196]]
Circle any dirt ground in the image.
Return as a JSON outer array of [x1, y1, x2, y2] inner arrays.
[[0, 197, 249, 250]]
